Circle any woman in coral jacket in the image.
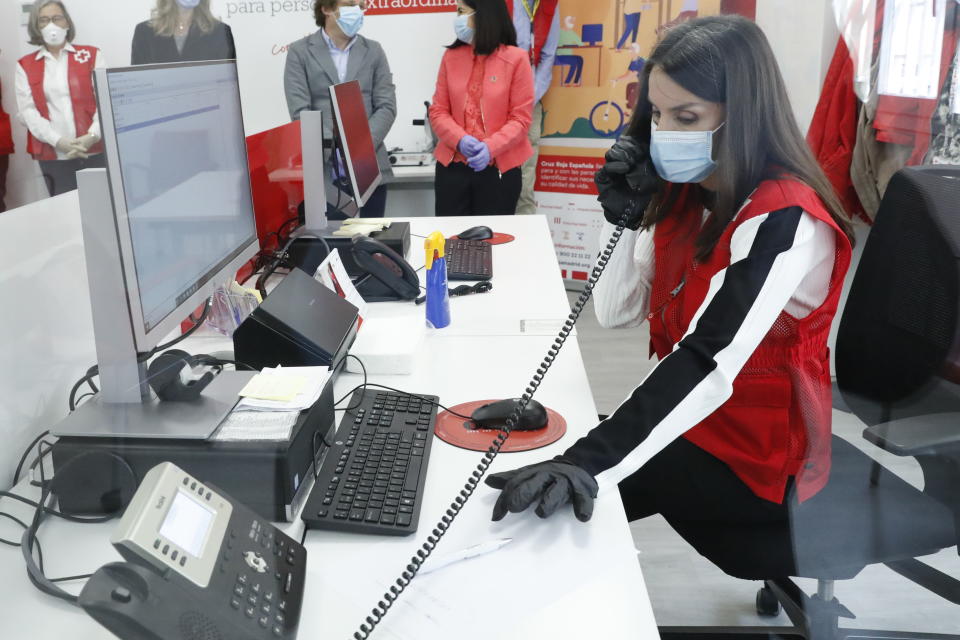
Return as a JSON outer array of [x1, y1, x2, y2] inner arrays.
[[429, 0, 534, 216], [15, 0, 104, 197], [484, 16, 856, 567]]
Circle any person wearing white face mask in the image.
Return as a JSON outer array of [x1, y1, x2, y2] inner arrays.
[[284, 0, 397, 218], [15, 0, 105, 197], [485, 17, 858, 562], [132, 0, 236, 65], [429, 0, 534, 216]]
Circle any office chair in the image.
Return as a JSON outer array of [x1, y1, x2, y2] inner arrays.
[[659, 165, 960, 640]]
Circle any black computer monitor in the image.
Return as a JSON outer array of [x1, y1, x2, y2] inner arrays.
[[329, 81, 382, 208]]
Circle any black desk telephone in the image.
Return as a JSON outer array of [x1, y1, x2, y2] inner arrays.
[[78, 462, 306, 640], [351, 235, 420, 302]]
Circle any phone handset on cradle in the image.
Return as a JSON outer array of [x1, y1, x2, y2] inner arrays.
[[78, 462, 307, 640], [351, 235, 421, 302]]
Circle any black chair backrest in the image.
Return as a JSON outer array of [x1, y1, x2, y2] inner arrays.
[[836, 166, 960, 426]]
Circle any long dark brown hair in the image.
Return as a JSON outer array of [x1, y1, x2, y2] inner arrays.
[[629, 15, 854, 259]]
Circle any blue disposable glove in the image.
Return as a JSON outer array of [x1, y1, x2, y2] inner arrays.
[[458, 134, 483, 157], [330, 151, 347, 180], [467, 143, 491, 172]]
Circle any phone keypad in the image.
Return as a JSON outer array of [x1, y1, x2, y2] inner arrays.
[[231, 564, 292, 636], [221, 520, 303, 638]]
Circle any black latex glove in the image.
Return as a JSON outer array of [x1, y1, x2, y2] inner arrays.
[[485, 457, 599, 522], [595, 136, 659, 230]]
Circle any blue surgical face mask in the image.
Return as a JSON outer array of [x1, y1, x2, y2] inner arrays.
[[176, 0, 201, 9], [336, 6, 364, 38], [650, 121, 725, 183], [454, 12, 475, 44]]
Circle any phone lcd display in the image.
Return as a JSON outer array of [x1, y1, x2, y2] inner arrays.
[[159, 490, 216, 558]]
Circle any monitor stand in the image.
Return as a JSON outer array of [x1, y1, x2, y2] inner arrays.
[[50, 370, 254, 440], [298, 110, 358, 236]]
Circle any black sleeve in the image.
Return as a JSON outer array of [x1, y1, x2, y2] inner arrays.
[[563, 207, 822, 490], [131, 22, 149, 66], [222, 23, 237, 60]]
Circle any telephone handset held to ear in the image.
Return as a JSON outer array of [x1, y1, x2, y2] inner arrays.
[[78, 462, 307, 640], [352, 138, 654, 638], [350, 235, 421, 302]]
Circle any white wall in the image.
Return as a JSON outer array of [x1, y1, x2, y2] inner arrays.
[[0, 0, 453, 209], [756, 0, 840, 134]]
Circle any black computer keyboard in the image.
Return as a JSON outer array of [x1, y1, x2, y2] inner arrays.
[[301, 389, 437, 536], [445, 238, 492, 280]]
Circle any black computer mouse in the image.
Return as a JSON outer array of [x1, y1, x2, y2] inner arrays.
[[458, 225, 494, 241], [470, 398, 549, 431]]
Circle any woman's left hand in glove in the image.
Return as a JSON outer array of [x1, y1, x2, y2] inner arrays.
[[485, 457, 598, 522]]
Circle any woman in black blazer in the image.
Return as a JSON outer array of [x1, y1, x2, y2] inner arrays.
[[131, 0, 235, 65]]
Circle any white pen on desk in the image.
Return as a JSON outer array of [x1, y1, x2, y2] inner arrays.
[[418, 537, 513, 575]]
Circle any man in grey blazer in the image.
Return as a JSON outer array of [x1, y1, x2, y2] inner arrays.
[[284, 0, 397, 218]]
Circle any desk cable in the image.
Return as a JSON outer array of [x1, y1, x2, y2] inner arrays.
[[3, 439, 133, 605], [351, 212, 632, 639]]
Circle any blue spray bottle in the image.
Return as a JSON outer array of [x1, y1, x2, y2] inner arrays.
[[424, 231, 451, 329]]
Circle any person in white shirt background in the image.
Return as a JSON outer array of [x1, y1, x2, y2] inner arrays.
[[15, 0, 105, 197]]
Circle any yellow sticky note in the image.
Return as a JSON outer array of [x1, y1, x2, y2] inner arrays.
[[239, 374, 307, 402]]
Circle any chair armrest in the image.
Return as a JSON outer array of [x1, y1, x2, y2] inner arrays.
[[863, 412, 960, 457]]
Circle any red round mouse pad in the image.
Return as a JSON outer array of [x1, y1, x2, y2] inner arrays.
[[449, 233, 514, 245], [434, 400, 567, 452], [485, 233, 514, 245]]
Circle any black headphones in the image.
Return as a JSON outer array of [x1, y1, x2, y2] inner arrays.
[[146, 349, 217, 401]]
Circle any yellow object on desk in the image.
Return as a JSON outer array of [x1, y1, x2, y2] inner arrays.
[[238, 372, 307, 402]]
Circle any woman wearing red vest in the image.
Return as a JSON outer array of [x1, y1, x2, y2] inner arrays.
[[485, 17, 855, 543], [0, 73, 14, 213], [15, 0, 105, 197], [429, 0, 534, 216]]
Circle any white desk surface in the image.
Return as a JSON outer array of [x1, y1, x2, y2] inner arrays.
[[0, 196, 657, 638], [303, 335, 656, 640], [0, 335, 657, 639]]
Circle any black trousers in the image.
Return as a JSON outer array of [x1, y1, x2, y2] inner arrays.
[[327, 183, 388, 220], [434, 161, 522, 216], [39, 153, 106, 197], [619, 436, 790, 525], [0, 154, 8, 212]]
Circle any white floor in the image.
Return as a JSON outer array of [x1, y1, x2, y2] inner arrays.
[[569, 290, 960, 636]]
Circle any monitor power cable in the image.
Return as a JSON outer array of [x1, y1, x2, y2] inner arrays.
[[351, 210, 632, 639]]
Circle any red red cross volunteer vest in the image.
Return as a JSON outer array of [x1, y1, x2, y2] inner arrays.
[[648, 179, 852, 503], [18, 45, 103, 161], [505, 0, 559, 67]]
